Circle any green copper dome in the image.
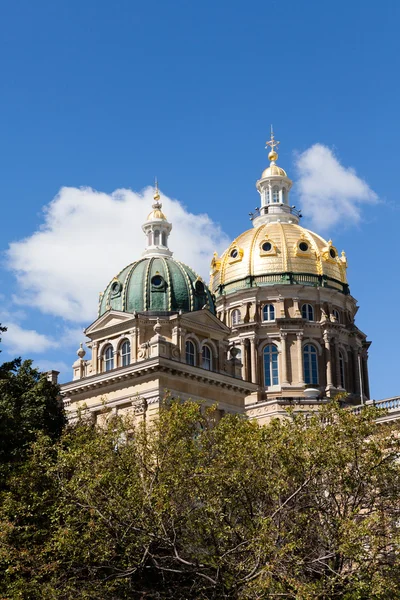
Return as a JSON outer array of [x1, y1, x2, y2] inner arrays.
[[99, 256, 215, 317]]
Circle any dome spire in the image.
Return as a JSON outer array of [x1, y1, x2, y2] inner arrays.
[[154, 177, 160, 202], [142, 179, 173, 257], [266, 125, 280, 163], [253, 129, 299, 227]]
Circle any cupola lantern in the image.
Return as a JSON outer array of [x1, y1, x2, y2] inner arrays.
[[253, 127, 299, 226]]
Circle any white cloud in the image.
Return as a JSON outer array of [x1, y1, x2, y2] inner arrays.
[[33, 359, 70, 378], [295, 144, 378, 230], [2, 322, 58, 354], [7, 187, 230, 324]]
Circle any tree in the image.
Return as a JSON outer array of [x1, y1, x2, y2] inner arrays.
[[1, 401, 400, 599], [0, 325, 66, 475]]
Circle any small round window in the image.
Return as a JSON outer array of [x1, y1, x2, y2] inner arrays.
[[262, 242, 272, 252], [329, 248, 336, 259], [151, 275, 163, 287], [111, 281, 122, 294], [230, 248, 238, 259], [195, 280, 205, 294], [299, 242, 309, 252]]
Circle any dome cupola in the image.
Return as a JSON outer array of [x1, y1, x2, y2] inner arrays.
[[99, 182, 215, 316], [142, 180, 172, 257], [210, 130, 348, 297], [253, 127, 298, 226]]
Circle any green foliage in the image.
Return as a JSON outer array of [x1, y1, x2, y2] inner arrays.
[[1, 401, 400, 599], [0, 359, 65, 466]]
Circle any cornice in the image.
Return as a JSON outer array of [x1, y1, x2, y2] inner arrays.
[[61, 356, 257, 397]]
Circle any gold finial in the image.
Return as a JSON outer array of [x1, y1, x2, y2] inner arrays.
[[154, 177, 160, 202], [266, 125, 280, 162]]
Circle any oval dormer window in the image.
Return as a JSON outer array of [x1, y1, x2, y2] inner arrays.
[[151, 275, 163, 287], [195, 280, 205, 294], [262, 242, 272, 252], [230, 249, 238, 259]]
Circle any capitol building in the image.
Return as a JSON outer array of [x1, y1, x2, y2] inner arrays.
[[61, 131, 373, 424]]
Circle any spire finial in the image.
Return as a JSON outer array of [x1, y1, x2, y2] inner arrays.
[[266, 125, 280, 162], [154, 177, 160, 202]]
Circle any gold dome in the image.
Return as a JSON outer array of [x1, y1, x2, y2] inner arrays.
[[261, 164, 288, 178], [210, 222, 348, 295], [147, 208, 167, 220]]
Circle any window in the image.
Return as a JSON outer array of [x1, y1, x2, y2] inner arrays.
[[195, 280, 205, 294], [332, 309, 340, 323], [282, 187, 286, 202], [231, 309, 241, 326], [121, 340, 130, 367], [161, 231, 166, 246], [339, 351, 345, 388], [302, 303, 314, 321], [104, 346, 114, 372], [263, 304, 275, 321], [151, 275, 164, 287], [263, 345, 279, 386], [262, 241, 272, 252], [303, 344, 318, 385], [230, 248, 238, 259], [154, 230, 160, 245], [202, 345, 212, 370], [148, 232, 152, 246], [186, 340, 196, 366], [272, 186, 279, 203]]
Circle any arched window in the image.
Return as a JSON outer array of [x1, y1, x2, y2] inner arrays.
[[332, 309, 340, 323], [302, 303, 314, 321], [263, 304, 275, 321], [303, 344, 318, 385], [154, 230, 160, 245], [104, 346, 114, 372], [185, 340, 196, 366], [161, 231, 166, 246], [202, 345, 212, 371], [263, 345, 279, 386], [272, 186, 279, 203], [121, 340, 130, 367], [339, 351, 345, 388], [231, 309, 241, 326]]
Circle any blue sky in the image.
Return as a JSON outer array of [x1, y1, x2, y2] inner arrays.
[[0, 0, 399, 399]]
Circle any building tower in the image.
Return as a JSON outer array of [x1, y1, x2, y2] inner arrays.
[[62, 184, 255, 423], [210, 130, 370, 419]]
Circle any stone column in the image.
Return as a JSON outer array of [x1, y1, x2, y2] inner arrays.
[[250, 337, 258, 384], [130, 328, 137, 363], [334, 338, 342, 388], [293, 297, 301, 317], [353, 347, 361, 397], [240, 338, 247, 381], [92, 342, 98, 375], [179, 327, 186, 360], [218, 341, 226, 372], [362, 351, 370, 399], [323, 331, 333, 390], [280, 331, 289, 385], [277, 297, 286, 318], [296, 332, 304, 385]]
